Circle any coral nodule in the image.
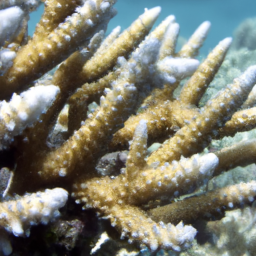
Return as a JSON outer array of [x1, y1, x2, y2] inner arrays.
[[0, 0, 256, 255]]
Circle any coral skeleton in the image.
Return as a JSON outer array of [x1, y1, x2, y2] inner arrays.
[[1, 0, 256, 254]]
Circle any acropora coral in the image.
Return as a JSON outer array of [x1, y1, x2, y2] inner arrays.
[[1, 0, 256, 255]]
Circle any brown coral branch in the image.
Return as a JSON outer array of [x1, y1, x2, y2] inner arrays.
[[213, 139, 256, 176], [148, 181, 256, 225]]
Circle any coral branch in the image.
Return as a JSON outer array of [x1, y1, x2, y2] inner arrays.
[[0, 85, 59, 150], [180, 37, 232, 105], [148, 182, 256, 225], [147, 66, 256, 166], [0, 0, 117, 99], [177, 21, 211, 58], [0, 188, 68, 236]]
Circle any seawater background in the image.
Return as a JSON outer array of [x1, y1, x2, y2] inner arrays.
[[29, 0, 256, 55]]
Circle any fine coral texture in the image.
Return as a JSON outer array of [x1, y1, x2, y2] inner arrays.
[[1, 0, 256, 255]]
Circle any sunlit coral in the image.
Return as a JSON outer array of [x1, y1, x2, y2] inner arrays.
[[0, 0, 256, 255]]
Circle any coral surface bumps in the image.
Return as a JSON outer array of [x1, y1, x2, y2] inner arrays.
[[1, 0, 256, 255]]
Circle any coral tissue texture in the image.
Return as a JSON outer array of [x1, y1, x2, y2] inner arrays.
[[1, 0, 256, 255]]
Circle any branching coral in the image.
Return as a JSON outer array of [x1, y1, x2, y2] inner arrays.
[[0, 188, 68, 237], [1, 0, 256, 255], [0, 85, 59, 149], [0, 188, 68, 255]]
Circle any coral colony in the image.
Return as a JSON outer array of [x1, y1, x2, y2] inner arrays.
[[1, 0, 256, 255]]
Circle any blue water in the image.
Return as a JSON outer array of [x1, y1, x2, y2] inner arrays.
[[29, 0, 256, 55]]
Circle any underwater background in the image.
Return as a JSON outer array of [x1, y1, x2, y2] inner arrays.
[[29, 0, 256, 55]]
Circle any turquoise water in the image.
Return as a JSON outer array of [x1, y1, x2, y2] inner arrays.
[[29, 0, 256, 55]]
